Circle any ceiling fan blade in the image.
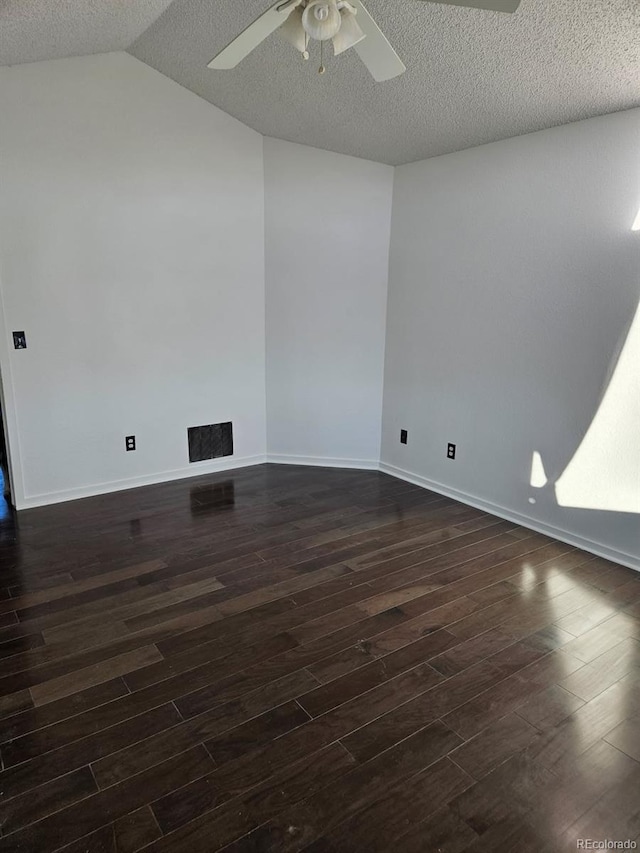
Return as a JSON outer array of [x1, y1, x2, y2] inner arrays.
[[208, 1, 297, 69], [417, 0, 521, 12], [352, 0, 406, 82]]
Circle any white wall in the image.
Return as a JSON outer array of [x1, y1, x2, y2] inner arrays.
[[264, 137, 393, 467], [0, 53, 267, 508], [381, 109, 640, 568], [0, 52, 637, 573]]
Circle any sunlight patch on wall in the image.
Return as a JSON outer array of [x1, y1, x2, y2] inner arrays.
[[633, 206, 640, 231], [555, 302, 640, 514], [530, 451, 548, 488]]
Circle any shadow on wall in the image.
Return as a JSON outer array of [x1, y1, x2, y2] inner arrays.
[[528, 293, 640, 525]]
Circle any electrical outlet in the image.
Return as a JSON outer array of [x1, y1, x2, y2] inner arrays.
[[400, 429, 408, 445], [125, 436, 136, 452], [447, 443, 456, 460]]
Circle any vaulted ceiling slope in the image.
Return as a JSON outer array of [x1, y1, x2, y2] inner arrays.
[[0, 0, 175, 66], [1, 1, 638, 165]]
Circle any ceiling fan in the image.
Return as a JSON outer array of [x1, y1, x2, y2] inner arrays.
[[207, 0, 521, 82]]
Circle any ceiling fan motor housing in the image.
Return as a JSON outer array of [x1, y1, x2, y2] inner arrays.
[[302, 1, 342, 41]]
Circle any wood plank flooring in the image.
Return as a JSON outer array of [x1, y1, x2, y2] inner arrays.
[[0, 464, 639, 852]]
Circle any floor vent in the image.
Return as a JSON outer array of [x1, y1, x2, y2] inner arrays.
[[188, 422, 233, 463]]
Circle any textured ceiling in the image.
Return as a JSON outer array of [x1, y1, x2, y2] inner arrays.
[[0, 0, 175, 66], [1, 1, 639, 165], [129, 0, 640, 164]]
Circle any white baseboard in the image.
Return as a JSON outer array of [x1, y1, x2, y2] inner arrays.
[[266, 454, 380, 471], [379, 461, 640, 573], [17, 455, 267, 510]]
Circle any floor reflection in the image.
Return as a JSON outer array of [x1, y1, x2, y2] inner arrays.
[[129, 518, 142, 538], [190, 480, 236, 517]]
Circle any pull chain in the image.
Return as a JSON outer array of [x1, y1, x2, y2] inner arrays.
[[319, 39, 325, 74]]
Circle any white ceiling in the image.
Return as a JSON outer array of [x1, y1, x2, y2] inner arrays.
[[0, 0, 175, 66], [1, 0, 639, 165]]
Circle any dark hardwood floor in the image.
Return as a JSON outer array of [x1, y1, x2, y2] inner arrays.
[[0, 464, 638, 852]]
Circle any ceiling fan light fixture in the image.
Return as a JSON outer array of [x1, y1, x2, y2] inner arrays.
[[302, 1, 342, 41], [279, 7, 307, 53], [332, 8, 365, 55]]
